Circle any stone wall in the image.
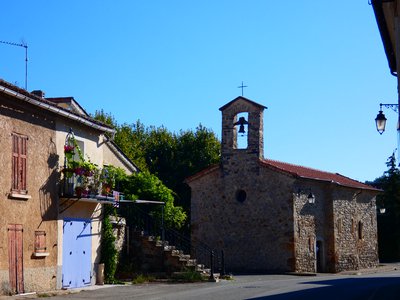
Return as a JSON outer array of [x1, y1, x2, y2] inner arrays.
[[190, 165, 296, 273], [332, 189, 378, 272], [221, 98, 264, 177], [293, 181, 378, 273], [293, 181, 335, 273], [190, 96, 378, 274], [22, 266, 58, 293]]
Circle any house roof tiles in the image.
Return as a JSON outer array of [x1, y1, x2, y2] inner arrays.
[[186, 158, 379, 192], [0, 78, 114, 133], [260, 159, 379, 191]]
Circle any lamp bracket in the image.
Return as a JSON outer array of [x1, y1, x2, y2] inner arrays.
[[380, 103, 399, 113]]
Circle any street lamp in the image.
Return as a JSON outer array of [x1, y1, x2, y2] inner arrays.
[[375, 103, 399, 134], [307, 192, 316, 204], [375, 107, 387, 134]]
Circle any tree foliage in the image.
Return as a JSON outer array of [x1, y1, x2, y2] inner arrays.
[[122, 171, 187, 228], [367, 152, 400, 261], [94, 110, 221, 219], [100, 205, 118, 283], [94, 109, 117, 128]]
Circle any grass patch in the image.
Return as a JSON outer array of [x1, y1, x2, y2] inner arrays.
[[38, 293, 56, 297], [132, 274, 155, 284], [171, 270, 206, 282]]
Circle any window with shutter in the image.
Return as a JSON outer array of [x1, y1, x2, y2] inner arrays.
[[34, 231, 46, 253], [11, 133, 28, 194]]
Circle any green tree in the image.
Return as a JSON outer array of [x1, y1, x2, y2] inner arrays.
[[368, 152, 400, 261], [172, 125, 220, 212], [113, 121, 148, 171], [143, 126, 177, 187], [93, 109, 118, 128], [121, 171, 187, 229], [93, 111, 220, 227]]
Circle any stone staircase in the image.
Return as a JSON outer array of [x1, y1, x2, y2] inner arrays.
[[135, 231, 219, 281]]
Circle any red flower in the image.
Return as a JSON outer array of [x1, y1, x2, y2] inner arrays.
[[64, 145, 75, 153]]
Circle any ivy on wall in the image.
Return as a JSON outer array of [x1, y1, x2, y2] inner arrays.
[[100, 205, 118, 283]]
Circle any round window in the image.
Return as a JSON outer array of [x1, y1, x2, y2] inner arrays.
[[236, 189, 247, 203]]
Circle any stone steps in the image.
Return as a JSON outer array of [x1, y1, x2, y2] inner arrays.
[[134, 231, 218, 280]]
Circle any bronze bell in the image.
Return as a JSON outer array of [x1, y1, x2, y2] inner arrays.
[[234, 117, 248, 134], [238, 124, 245, 134]]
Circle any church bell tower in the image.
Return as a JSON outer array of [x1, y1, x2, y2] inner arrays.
[[219, 96, 267, 176]]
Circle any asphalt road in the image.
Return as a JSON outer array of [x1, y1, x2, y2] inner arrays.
[[15, 271, 400, 300]]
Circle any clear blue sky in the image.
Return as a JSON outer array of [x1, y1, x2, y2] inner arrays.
[[1, 1, 398, 183]]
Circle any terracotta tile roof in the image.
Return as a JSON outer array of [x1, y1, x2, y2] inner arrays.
[[0, 78, 113, 132], [261, 159, 379, 191], [186, 159, 379, 191], [185, 164, 219, 183]]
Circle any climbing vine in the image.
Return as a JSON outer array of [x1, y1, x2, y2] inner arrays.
[[100, 205, 118, 283]]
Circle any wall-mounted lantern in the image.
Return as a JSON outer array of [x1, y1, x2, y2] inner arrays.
[[297, 188, 316, 204], [375, 103, 398, 134], [307, 192, 316, 204]]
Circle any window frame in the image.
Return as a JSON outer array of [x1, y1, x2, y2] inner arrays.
[[34, 231, 47, 253], [11, 133, 28, 195]]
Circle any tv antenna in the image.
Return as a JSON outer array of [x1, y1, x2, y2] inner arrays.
[[0, 40, 28, 90]]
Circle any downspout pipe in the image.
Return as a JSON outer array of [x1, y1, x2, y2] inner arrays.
[[0, 84, 115, 135]]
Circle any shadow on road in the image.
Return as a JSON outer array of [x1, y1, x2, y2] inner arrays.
[[247, 276, 400, 300]]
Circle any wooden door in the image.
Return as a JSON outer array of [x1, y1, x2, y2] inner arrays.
[[316, 240, 323, 273], [62, 219, 92, 288], [8, 224, 24, 294]]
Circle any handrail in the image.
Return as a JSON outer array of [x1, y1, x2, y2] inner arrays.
[[121, 204, 225, 277]]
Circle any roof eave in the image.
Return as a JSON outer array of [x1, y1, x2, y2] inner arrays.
[[0, 82, 115, 134], [372, 0, 397, 76], [104, 136, 140, 173], [297, 175, 381, 192], [184, 164, 220, 183], [260, 160, 380, 192], [219, 96, 268, 111]]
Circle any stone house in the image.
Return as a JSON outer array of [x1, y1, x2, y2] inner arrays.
[[0, 80, 137, 294], [187, 96, 380, 273]]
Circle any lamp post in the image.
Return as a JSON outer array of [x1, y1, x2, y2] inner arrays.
[[375, 103, 399, 134]]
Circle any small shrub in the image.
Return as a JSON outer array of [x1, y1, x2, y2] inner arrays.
[[38, 293, 55, 298], [132, 274, 155, 284], [172, 270, 205, 282]]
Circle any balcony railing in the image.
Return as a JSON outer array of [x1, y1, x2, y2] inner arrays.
[[59, 171, 123, 206]]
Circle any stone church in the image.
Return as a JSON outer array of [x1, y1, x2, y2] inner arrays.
[[187, 96, 380, 273]]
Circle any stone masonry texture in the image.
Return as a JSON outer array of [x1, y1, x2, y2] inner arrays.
[[188, 97, 379, 274]]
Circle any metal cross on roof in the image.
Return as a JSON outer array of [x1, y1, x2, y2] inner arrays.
[[238, 81, 248, 96]]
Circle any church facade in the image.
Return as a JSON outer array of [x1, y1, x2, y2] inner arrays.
[[187, 96, 380, 273]]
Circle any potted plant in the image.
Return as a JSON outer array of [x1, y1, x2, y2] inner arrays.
[[75, 186, 84, 198], [64, 144, 75, 160]]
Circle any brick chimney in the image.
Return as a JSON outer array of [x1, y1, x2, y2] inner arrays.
[[31, 90, 45, 98]]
